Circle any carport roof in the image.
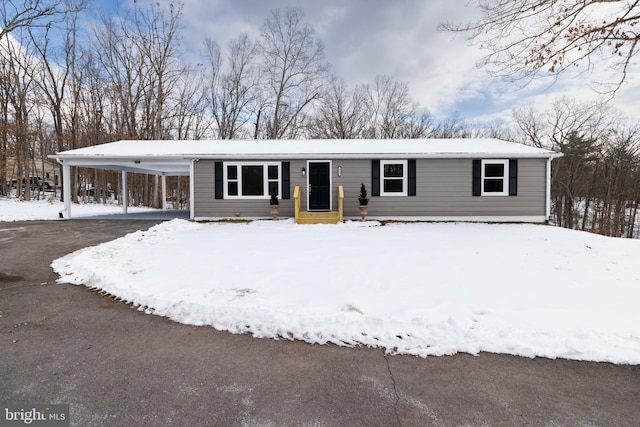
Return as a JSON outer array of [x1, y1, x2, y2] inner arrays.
[[50, 138, 561, 176]]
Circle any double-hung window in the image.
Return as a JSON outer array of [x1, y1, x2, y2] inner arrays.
[[224, 162, 280, 198], [380, 160, 407, 196], [481, 159, 508, 196]]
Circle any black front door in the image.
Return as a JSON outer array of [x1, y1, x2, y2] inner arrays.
[[308, 162, 331, 210]]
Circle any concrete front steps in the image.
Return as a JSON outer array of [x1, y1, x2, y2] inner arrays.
[[296, 211, 342, 224]]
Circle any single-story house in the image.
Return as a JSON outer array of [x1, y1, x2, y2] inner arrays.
[[50, 138, 562, 222], [4, 157, 59, 189]]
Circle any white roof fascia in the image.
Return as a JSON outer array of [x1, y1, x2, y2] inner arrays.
[[188, 152, 562, 160], [49, 139, 563, 166], [51, 152, 561, 161]]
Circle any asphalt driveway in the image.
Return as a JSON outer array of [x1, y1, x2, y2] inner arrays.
[[1, 220, 639, 426]]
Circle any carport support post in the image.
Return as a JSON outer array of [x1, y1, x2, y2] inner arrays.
[[122, 171, 128, 214], [161, 175, 167, 210], [62, 162, 71, 218]]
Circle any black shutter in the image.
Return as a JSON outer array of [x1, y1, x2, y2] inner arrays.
[[281, 162, 290, 199], [509, 159, 518, 196], [214, 161, 223, 199], [408, 159, 416, 196], [372, 160, 380, 196], [472, 160, 481, 196]]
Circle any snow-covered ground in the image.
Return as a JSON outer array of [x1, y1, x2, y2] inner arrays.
[[0, 197, 154, 221], [4, 197, 637, 364], [49, 218, 640, 365]]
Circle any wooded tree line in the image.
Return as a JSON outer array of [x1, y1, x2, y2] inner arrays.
[[1, 1, 639, 237], [0, 2, 470, 205], [513, 98, 640, 238]]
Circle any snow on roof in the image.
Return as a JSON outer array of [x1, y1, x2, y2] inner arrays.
[[49, 139, 561, 175], [53, 138, 560, 160]]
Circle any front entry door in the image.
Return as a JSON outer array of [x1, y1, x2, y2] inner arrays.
[[308, 161, 331, 211]]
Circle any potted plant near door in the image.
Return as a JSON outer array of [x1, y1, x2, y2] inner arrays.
[[270, 191, 279, 220], [358, 183, 369, 221]]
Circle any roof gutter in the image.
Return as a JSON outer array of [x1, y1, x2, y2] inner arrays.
[[50, 152, 563, 162]]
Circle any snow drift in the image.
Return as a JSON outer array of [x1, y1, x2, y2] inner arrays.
[[51, 219, 640, 364]]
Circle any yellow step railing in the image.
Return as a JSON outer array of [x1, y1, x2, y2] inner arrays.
[[293, 186, 301, 223]]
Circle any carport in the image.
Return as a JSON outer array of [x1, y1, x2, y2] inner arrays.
[[49, 141, 194, 219]]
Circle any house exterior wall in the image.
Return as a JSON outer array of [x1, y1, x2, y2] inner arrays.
[[4, 157, 60, 186], [193, 158, 548, 220]]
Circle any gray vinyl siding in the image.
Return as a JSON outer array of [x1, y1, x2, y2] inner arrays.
[[194, 159, 309, 218], [193, 158, 547, 219]]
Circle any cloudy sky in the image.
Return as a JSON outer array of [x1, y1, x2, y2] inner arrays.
[[91, 0, 639, 123]]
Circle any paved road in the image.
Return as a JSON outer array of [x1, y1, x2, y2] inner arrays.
[[1, 220, 639, 426]]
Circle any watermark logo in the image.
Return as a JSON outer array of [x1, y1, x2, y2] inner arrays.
[[1, 405, 69, 427]]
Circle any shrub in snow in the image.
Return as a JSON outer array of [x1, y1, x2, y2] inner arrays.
[[358, 183, 369, 206]]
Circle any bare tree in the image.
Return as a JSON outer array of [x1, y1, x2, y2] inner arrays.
[[95, 2, 184, 140], [510, 96, 640, 236], [1, 0, 64, 39], [133, 2, 184, 141], [466, 119, 514, 140], [397, 109, 435, 139], [94, 14, 147, 139], [430, 111, 469, 138], [134, 2, 184, 207], [359, 75, 435, 139], [93, 2, 185, 207], [363, 75, 412, 139], [513, 98, 611, 229], [259, 7, 329, 139], [596, 126, 640, 236], [205, 33, 259, 139], [75, 49, 115, 202], [0, 30, 38, 200], [173, 67, 209, 140], [307, 78, 369, 139], [25, 1, 85, 201], [441, 1, 640, 91]]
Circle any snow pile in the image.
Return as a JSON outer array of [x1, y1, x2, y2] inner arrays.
[[51, 219, 640, 364], [0, 197, 153, 221]]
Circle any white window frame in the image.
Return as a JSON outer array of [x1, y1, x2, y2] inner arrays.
[[380, 160, 408, 196], [223, 161, 281, 199], [481, 159, 509, 196]]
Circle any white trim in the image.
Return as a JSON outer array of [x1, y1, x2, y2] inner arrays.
[[62, 162, 71, 218], [352, 215, 548, 223], [380, 160, 408, 196], [307, 160, 332, 211], [480, 159, 509, 196], [222, 161, 281, 199], [50, 139, 563, 160], [546, 157, 552, 221], [193, 215, 548, 223], [122, 171, 128, 214], [161, 175, 167, 210], [190, 160, 196, 220], [193, 216, 274, 222]]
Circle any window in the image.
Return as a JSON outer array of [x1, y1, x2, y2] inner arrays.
[[380, 160, 407, 196], [227, 165, 238, 196], [481, 159, 508, 196], [223, 162, 280, 198]]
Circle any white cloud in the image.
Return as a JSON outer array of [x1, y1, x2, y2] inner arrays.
[[97, 0, 640, 123]]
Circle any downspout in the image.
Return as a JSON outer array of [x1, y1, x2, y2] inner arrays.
[[190, 159, 197, 220], [546, 157, 552, 222]]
